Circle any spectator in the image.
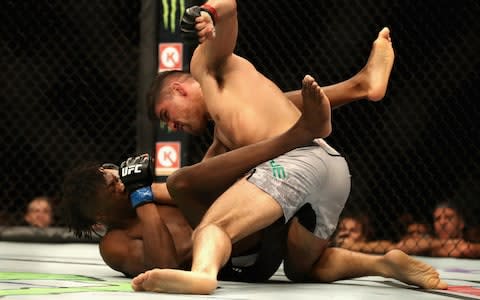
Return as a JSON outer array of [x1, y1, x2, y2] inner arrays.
[[397, 212, 431, 239], [332, 213, 393, 254], [24, 196, 53, 228], [394, 213, 433, 256], [432, 201, 464, 239], [405, 222, 431, 238], [334, 203, 480, 258], [334, 213, 373, 244], [397, 201, 480, 258]]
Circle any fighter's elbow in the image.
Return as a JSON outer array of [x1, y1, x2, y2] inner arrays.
[[166, 166, 195, 197]]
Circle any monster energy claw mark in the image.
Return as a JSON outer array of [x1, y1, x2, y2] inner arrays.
[[270, 160, 287, 179], [163, 0, 185, 33]]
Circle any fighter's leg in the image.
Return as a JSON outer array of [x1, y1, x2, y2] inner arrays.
[[285, 27, 395, 110], [132, 177, 284, 294], [168, 75, 330, 227], [283, 217, 330, 282], [308, 247, 448, 289]]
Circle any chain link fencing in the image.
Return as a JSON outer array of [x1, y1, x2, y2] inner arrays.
[[1, 1, 140, 225], [2, 1, 479, 255]]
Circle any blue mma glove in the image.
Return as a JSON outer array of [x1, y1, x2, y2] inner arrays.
[[119, 154, 154, 208]]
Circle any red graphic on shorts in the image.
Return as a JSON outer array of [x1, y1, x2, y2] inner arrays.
[[155, 142, 181, 176], [158, 43, 183, 72]]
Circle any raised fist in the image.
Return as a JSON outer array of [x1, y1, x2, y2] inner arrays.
[[180, 5, 216, 44]]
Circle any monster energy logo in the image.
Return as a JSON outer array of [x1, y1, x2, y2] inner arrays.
[[162, 0, 185, 33], [270, 160, 287, 179], [159, 120, 173, 132]]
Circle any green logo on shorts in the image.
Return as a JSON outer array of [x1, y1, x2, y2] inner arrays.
[[270, 160, 287, 179]]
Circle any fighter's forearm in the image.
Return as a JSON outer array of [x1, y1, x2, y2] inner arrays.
[[151, 182, 176, 206], [136, 204, 179, 269]]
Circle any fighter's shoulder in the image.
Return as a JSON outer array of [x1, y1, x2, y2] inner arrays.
[[191, 52, 253, 77], [100, 228, 131, 245], [225, 54, 256, 72], [99, 229, 131, 262]]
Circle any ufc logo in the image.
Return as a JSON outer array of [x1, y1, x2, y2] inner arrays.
[[121, 164, 142, 176]]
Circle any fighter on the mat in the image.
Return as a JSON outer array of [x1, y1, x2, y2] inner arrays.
[[62, 74, 379, 281], [62, 0, 447, 292], [129, 0, 447, 294], [63, 76, 445, 290], [63, 77, 332, 281]]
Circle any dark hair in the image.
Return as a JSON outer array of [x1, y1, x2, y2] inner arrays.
[[146, 70, 190, 121], [340, 211, 374, 241], [60, 162, 106, 238]]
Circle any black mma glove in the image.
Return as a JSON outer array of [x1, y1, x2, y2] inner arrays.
[[119, 153, 155, 209], [180, 5, 216, 44]]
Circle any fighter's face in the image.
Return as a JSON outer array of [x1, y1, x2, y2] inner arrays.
[[97, 166, 132, 224], [154, 82, 208, 135], [336, 217, 366, 242], [102, 167, 125, 194], [433, 207, 464, 239], [25, 199, 52, 228], [406, 223, 430, 238]]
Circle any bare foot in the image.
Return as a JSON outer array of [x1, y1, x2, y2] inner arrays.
[[382, 249, 448, 289], [131, 268, 217, 295], [299, 75, 332, 138], [361, 27, 395, 101]]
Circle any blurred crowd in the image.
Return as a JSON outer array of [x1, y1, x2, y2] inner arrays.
[[1, 196, 479, 258], [333, 201, 480, 258]]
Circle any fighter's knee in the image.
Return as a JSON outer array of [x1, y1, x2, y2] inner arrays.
[[192, 223, 233, 251], [285, 260, 331, 283]]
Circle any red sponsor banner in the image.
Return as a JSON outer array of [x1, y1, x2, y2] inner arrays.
[[158, 43, 183, 72], [155, 141, 181, 176]]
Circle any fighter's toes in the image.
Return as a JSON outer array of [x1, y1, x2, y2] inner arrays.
[[378, 27, 390, 40], [131, 272, 149, 291], [302, 75, 317, 99]]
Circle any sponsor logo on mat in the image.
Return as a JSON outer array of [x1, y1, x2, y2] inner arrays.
[[0, 272, 131, 296]]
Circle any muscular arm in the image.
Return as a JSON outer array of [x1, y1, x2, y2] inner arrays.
[[190, 0, 238, 78], [151, 182, 176, 206], [202, 131, 229, 161], [99, 204, 180, 277], [135, 204, 179, 269], [99, 230, 145, 277]]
